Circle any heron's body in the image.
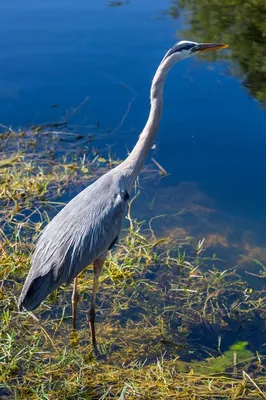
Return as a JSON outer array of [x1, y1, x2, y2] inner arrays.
[[19, 169, 129, 310], [18, 40, 228, 350]]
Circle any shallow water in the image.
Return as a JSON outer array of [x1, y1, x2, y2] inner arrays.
[[1, 1, 266, 274]]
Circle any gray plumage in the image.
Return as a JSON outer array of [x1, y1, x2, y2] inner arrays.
[[18, 170, 129, 310], [18, 40, 227, 341]]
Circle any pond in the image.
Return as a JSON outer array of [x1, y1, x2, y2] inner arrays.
[[1, 0, 266, 270], [1, 1, 266, 398]]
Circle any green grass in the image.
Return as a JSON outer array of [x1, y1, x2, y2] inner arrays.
[[1, 126, 266, 399]]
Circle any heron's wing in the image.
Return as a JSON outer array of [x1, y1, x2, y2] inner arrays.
[[18, 172, 129, 310]]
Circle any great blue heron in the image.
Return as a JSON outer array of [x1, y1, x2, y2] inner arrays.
[[18, 40, 228, 350]]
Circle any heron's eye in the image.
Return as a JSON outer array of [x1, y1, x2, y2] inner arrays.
[[120, 190, 129, 201], [190, 46, 199, 53]]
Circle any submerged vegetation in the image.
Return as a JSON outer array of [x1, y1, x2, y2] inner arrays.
[[1, 127, 266, 399]]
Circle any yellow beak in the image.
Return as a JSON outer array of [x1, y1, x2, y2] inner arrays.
[[196, 43, 229, 52]]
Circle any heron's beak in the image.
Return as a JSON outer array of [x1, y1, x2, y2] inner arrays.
[[195, 43, 229, 53]]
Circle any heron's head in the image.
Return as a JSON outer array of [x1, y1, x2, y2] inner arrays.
[[162, 40, 228, 63]]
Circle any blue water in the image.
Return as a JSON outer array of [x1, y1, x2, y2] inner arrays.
[[1, 0, 266, 257]]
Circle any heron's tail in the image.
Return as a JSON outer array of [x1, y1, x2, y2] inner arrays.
[[18, 271, 54, 312]]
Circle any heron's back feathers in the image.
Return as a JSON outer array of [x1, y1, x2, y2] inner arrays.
[[18, 171, 129, 311]]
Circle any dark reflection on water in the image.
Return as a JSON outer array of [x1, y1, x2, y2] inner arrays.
[[168, 0, 266, 104]]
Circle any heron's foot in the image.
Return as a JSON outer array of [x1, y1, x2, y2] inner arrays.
[[94, 347, 108, 361]]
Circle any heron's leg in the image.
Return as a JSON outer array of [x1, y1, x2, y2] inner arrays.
[[71, 275, 79, 331], [88, 253, 106, 349]]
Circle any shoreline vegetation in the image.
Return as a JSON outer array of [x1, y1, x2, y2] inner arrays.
[[1, 126, 266, 399]]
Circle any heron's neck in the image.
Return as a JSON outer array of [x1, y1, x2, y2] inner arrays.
[[119, 57, 175, 191]]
